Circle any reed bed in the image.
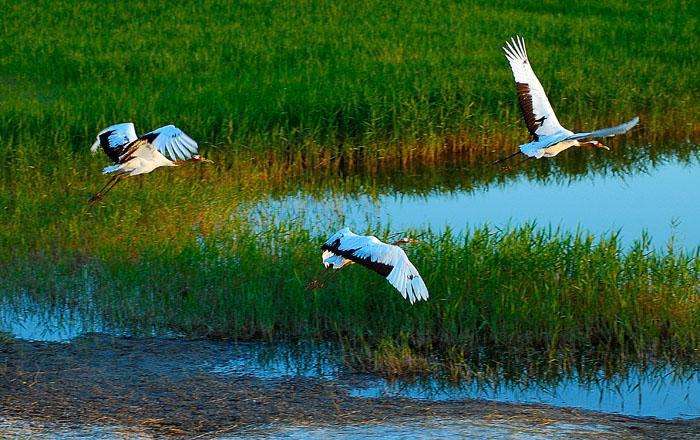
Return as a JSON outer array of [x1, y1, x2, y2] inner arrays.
[[2, 216, 698, 376], [2, 0, 698, 171]]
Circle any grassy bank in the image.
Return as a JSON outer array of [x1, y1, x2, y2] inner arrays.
[[2, 0, 698, 170], [2, 220, 698, 376]]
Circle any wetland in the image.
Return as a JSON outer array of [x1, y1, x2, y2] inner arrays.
[[1, 0, 698, 436]]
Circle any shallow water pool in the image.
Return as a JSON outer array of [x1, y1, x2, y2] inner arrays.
[[255, 156, 700, 248]]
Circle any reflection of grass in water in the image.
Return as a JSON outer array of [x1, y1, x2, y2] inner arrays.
[[242, 142, 700, 197], [2, 216, 697, 376], [0, 331, 12, 344], [2, 140, 696, 244], [1, 1, 698, 170], [357, 359, 698, 406]]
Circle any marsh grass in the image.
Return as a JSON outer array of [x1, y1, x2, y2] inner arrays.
[[0, 140, 698, 375], [2, 219, 698, 376], [1, 0, 698, 171]]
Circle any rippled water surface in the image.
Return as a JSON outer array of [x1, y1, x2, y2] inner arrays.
[[221, 419, 616, 439], [350, 369, 699, 420]]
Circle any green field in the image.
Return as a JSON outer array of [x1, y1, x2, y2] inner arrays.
[[2, 0, 698, 169], [1, 0, 699, 376]]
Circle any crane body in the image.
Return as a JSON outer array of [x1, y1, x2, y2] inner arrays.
[[495, 36, 639, 165]]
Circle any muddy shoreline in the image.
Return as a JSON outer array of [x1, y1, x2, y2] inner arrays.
[[1, 335, 698, 438]]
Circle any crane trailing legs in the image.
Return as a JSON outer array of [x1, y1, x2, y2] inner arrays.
[[89, 173, 126, 205]]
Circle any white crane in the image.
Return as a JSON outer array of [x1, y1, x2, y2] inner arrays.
[[494, 36, 639, 166], [314, 227, 429, 304], [89, 123, 212, 203]]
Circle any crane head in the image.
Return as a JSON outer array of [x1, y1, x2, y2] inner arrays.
[[393, 237, 420, 246], [192, 155, 214, 164], [587, 140, 610, 151]]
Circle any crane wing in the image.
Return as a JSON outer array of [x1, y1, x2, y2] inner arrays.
[[504, 36, 569, 139], [384, 249, 429, 304], [567, 117, 639, 141], [321, 228, 429, 304], [91, 123, 138, 162], [519, 143, 546, 158], [139, 125, 199, 162]]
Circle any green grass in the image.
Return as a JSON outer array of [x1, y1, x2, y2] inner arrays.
[[2, 218, 698, 376], [1, 0, 698, 170], [1, 149, 697, 375]]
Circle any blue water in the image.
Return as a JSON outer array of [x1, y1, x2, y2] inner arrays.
[[1, 297, 698, 420], [256, 157, 700, 249], [350, 369, 700, 420]]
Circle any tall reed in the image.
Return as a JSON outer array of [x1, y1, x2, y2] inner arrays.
[[1, 0, 697, 169]]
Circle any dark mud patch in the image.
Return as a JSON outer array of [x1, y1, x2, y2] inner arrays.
[[0, 335, 697, 438]]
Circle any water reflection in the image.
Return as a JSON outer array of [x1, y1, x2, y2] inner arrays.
[[0, 419, 145, 440], [254, 156, 700, 248], [350, 369, 700, 420], [204, 342, 340, 380], [262, 142, 699, 198], [0, 295, 165, 342], [184, 345, 700, 420], [209, 347, 700, 419], [0, 296, 97, 342], [1, 298, 697, 421], [209, 351, 700, 420]]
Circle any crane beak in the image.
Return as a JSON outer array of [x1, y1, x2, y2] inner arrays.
[[599, 144, 610, 151]]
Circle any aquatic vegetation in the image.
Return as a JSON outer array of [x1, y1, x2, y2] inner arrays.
[[1, 0, 698, 172], [0, 137, 697, 376], [2, 218, 697, 375]]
